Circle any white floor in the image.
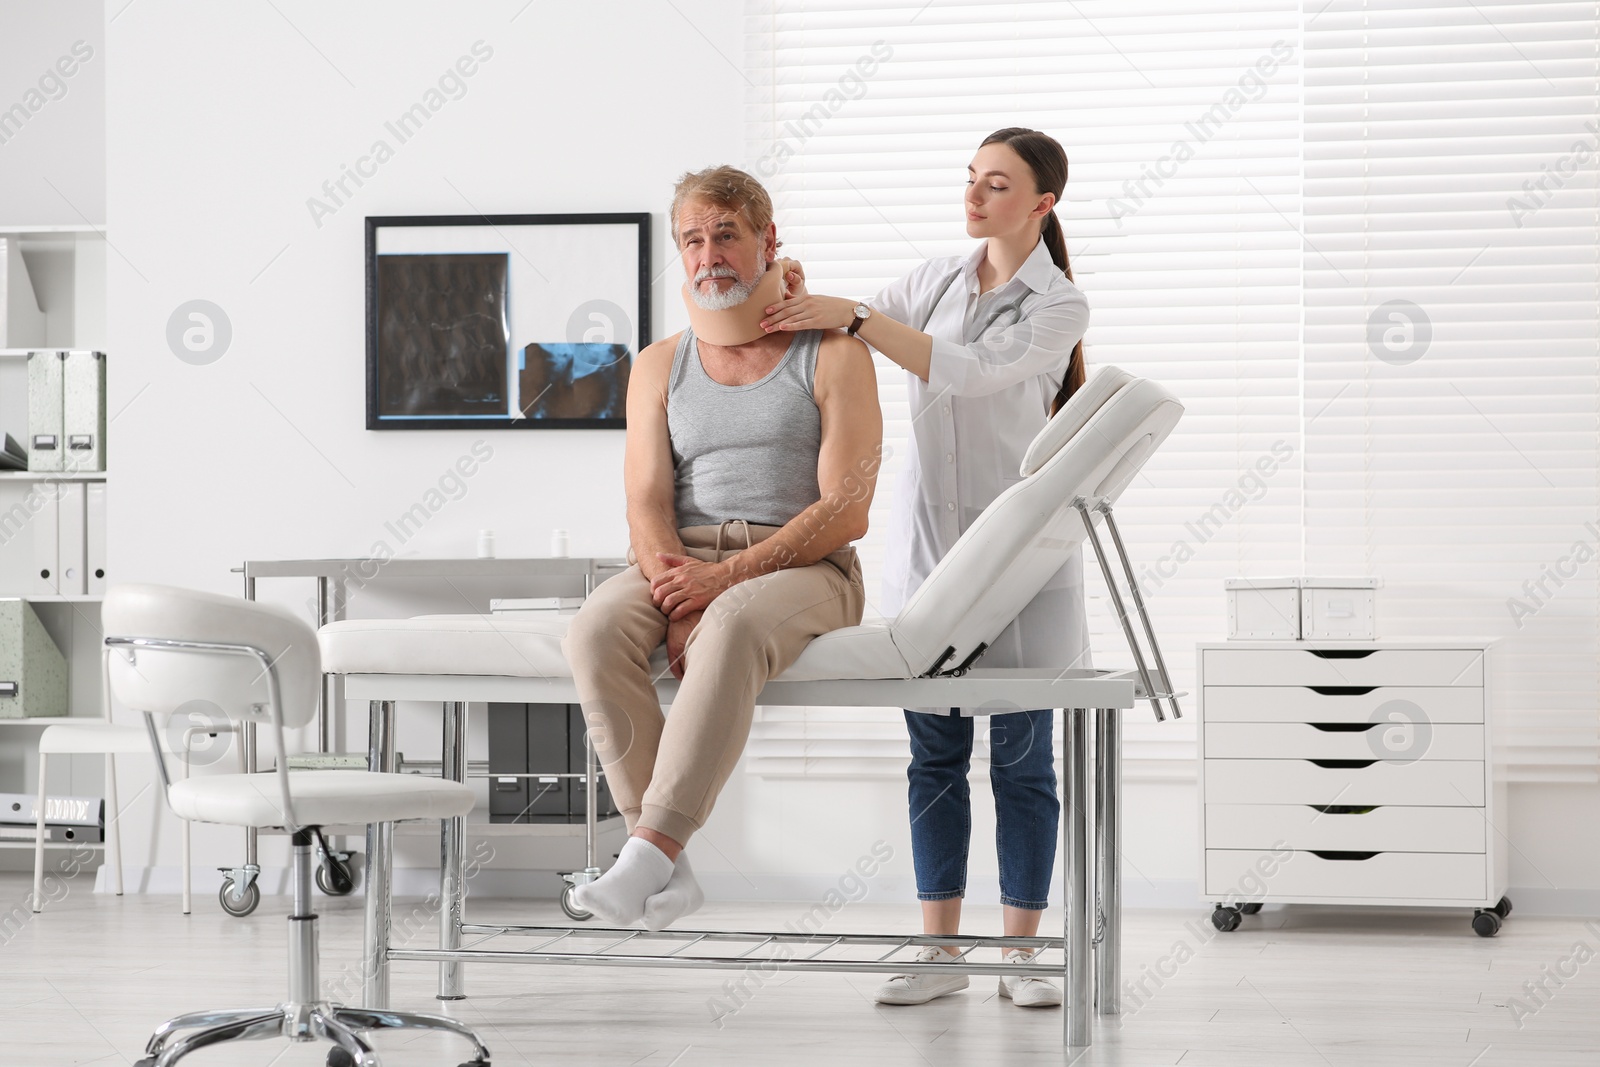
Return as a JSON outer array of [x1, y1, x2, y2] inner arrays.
[[2, 873, 1597, 1066]]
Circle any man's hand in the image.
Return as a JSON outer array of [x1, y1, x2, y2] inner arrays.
[[664, 609, 704, 681], [650, 553, 735, 620]]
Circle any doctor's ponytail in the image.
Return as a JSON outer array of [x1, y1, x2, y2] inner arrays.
[[980, 128, 1087, 416]]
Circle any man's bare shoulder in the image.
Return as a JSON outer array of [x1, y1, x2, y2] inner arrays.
[[631, 333, 683, 390], [812, 329, 876, 404], [815, 329, 870, 369]]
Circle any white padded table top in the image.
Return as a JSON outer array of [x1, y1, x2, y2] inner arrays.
[[319, 613, 913, 683]]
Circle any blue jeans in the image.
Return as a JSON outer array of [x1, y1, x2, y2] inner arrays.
[[903, 708, 1059, 910]]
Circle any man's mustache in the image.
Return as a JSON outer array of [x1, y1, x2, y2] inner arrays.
[[694, 266, 741, 284]]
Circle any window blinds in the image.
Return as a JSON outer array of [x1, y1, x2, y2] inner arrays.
[[1303, 0, 1600, 782], [742, 0, 1599, 782]]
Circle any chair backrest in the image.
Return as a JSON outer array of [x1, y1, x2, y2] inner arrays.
[[102, 583, 320, 727], [887, 368, 1184, 674]]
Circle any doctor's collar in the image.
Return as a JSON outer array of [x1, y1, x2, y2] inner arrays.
[[962, 236, 1058, 296]]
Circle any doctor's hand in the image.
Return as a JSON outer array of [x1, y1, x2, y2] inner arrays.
[[664, 609, 703, 681], [761, 291, 857, 333], [651, 553, 735, 620], [776, 257, 807, 299]]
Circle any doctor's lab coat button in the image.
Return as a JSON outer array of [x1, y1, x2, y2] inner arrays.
[[945, 453, 954, 463], [946, 502, 956, 511]]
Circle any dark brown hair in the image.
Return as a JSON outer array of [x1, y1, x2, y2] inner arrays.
[[979, 127, 1085, 415]]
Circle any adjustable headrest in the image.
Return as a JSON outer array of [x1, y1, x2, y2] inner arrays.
[[1018, 365, 1134, 476]]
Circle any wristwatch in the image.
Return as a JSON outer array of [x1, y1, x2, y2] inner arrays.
[[847, 302, 872, 337]]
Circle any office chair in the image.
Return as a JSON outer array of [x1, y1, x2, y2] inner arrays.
[[103, 582, 490, 1067]]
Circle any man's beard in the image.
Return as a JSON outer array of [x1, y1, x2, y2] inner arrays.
[[689, 260, 766, 311]]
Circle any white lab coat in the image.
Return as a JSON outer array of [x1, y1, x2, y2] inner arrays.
[[870, 237, 1093, 715]]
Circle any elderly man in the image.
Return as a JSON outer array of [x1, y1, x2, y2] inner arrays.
[[564, 165, 882, 930]]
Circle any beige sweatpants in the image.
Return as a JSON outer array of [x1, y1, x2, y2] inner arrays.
[[563, 522, 865, 844]]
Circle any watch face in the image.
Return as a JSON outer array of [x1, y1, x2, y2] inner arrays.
[[855, 303, 871, 318]]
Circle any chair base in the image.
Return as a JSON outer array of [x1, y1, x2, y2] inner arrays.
[[133, 1000, 491, 1067]]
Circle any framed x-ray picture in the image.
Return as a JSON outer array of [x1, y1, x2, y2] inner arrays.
[[365, 213, 650, 429]]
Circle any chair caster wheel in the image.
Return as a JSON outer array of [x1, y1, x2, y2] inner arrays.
[[326, 1047, 356, 1067], [1492, 895, 1512, 919], [316, 856, 356, 896], [560, 883, 592, 921], [1472, 910, 1502, 937], [1210, 905, 1242, 932], [218, 877, 260, 917], [457, 1060, 491, 1067], [1239, 902, 1263, 915]]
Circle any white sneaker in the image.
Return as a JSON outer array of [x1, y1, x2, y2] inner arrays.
[[997, 948, 1062, 1008], [874, 945, 970, 1005]]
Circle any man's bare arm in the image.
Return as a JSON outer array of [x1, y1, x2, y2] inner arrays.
[[623, 337, 685, 583]]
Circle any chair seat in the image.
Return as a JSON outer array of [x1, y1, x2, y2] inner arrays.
[[319, 614, 914, 682], [167, 770, 474, 827]]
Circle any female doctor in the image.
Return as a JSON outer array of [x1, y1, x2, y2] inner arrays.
[[760, 127, 1091, 1009]]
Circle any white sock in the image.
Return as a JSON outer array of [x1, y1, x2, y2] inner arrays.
[[572, 836, 675, 926], [642, 850, 705, 932]]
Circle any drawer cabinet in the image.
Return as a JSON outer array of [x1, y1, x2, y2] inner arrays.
[[1197, 640, 1507, 935]]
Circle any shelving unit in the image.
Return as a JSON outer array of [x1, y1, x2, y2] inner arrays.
[[0, 224, 109, 864]]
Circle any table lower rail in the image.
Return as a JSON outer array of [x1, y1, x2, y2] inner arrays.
[[387, 923, 1067, 978]]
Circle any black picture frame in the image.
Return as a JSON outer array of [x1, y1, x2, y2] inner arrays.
[[365, 212, 651, 430]]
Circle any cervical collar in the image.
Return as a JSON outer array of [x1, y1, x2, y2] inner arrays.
[[682, 263, 787, 347]]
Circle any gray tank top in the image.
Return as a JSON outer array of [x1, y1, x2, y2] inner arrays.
[[668, 327, 823, 528]]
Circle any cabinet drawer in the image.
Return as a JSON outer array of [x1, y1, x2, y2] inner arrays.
[[1205, 804, 1485, 853], [1205, 848, 1487, 902], [1204, 722, 1483, 761], [1202, 686, 1483, 724], [1202, 648, 1483, 687], [1204, 758, 1484, 806]]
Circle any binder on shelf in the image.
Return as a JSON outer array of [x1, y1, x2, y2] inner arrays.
[[26, 351, 65, 473], [1, 793, 103, 826], [29, 482, 59, 596], [0, 239, 46, 349], [56, 482, 85, 596], [0, 598, 67, 718], [0, 433, 25, 471], [0, 793, 105, 843], [0, 824, 101, 844], [63, 351, 106, 472], [85, 482, 106, 595]]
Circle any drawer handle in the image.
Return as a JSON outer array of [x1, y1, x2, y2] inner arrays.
[[1307, 758, 1377, 769], [1309, 850, 1379, 861], [1307, 804, 1379, 815], [1307, 723, 1378, 733], [1308, 650, 1377, 660], [1307, 686, 1377, 696]]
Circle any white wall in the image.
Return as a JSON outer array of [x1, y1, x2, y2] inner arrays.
[[0, 0, 105, 226], [100, 0, 753, 889]]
